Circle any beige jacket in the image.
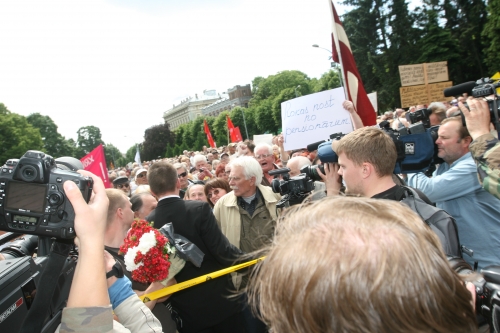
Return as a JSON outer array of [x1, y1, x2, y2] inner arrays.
[[213, 184, 281, 248]]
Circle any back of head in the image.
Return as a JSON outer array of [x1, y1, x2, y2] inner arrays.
[[105, 189, 128, 225], [336, 127, 396, 177], [148, 161, 178, 195], [429, 102, 447, 124], [248, 196, 476, 333]]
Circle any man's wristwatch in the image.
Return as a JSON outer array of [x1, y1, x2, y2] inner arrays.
[[106, 260, 125, 279]]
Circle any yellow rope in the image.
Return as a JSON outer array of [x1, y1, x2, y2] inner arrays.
[[140, 256, 265, 302]]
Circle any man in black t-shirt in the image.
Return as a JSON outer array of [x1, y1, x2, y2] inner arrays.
[[324, 127, 431, 203]]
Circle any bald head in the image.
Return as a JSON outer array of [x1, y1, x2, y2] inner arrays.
[[288, 156, 312, 177]]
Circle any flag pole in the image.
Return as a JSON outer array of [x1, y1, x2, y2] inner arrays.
[[328, 0, 348, 101]]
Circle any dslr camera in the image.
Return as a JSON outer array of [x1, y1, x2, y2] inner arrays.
[[0, 150, 93, 239]]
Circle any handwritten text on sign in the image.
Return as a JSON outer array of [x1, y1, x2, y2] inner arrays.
[[281, 87, 353, 151]]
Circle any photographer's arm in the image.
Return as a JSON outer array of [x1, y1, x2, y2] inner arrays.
[[460, 98, 500, 199]]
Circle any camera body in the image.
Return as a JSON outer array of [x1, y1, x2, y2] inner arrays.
[[0, 150, 93, 239], [270, 168, 315, 207], [406, 108, 432, 129]]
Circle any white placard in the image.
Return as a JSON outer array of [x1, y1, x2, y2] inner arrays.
[[253, 134, 273, 146], [281, 87, 353, 151]]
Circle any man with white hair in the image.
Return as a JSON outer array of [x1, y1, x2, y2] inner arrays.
[[213, 156, 281, 253], [193, 153, 214, 181], [254, 142, 279, 185]]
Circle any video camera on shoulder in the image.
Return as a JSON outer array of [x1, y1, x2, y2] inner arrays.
[[0, 150, 93, 240]]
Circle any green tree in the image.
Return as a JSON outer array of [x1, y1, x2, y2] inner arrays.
[[312, 70, 342, 92], [75, 126, 105, 158], [141, 123, 175, 161], [103, 144, 123, 169], [26, 113, 75, 158], [0, 104, 43, 164], [125, 145, 138, 165], [482, 0, 500, 74]]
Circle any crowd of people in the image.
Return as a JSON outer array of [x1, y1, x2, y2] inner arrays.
[[4, 94, 500, 333]]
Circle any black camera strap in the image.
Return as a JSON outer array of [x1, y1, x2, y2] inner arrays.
[[19, 240, 72, 333]]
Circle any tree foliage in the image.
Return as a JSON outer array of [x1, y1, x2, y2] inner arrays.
[[26, 113, 76, 158], [75, 126, 104, 158], [104, 144, 123, 169], [141, 123, 175, 161], [0, 104, 43, 164]]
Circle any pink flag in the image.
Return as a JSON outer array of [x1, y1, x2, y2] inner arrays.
[[329, 0, 376, 126], [80, 144, 111, 188]]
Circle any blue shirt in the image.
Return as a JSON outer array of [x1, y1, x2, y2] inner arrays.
[[408, 152, 500, 270]]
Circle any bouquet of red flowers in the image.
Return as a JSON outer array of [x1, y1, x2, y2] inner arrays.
[[119, 219, 177, 284]]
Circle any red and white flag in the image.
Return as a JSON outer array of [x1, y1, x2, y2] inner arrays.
[[80, 144, 111, 188], [329, 0, 376, 126], [204, 120, 216, 148]]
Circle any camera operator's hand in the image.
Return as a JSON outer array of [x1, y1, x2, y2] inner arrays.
[[316, 163, 342, 196], [459, 97, 491, 140], [64, 170, 109, 308]]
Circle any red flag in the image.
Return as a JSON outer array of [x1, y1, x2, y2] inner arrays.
[[329, 0, 376, 126], [227, 115, 235, 130], [80, 144, 111, 188], [230, 127, 243, 142], [203, 120, 216, 148]]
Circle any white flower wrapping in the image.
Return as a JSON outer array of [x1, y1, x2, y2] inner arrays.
[[123, 230, 157, 272]]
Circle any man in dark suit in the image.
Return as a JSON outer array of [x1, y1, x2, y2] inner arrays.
[[146, 161, 246, 333]]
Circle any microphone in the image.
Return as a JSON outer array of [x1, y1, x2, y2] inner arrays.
[[307, 140, 326, 152], [443, 81, 476, 97]]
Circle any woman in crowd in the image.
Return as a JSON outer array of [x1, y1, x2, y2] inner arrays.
[[204, 178, 231, 208], [215, 163, 228, 180]]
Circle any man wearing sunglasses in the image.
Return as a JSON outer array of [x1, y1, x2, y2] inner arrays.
[[174, 163, 190, 199], [112, 176, 131, 197]]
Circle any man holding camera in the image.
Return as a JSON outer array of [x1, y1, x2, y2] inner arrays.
[[407, 116, 500, 269], [460, 96, 500, 199]]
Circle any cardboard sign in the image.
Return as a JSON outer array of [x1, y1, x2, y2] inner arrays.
[[400, 81, 453, 107], [281, 87, 353, 151], [399, 64, 425, 87], [425, 61, 449, 84]]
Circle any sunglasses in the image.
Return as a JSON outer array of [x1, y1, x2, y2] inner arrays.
[[207, 189, 221, 199], [137, 173, 147, 178], [117, 183, 130, 189], [178, 172, 187, 178]]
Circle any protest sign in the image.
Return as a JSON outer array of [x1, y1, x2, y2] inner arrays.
[[425, 61, 449, 84], [399, 64, 425, 87], [281, 87, 353, 151], [253, 134, 273, 145]]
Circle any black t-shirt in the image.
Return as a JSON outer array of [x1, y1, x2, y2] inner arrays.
[[371, 185, 433, 205]]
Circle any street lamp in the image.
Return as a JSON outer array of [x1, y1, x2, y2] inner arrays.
[[312, 44, 333, 60], [295, 85, 301, 98]]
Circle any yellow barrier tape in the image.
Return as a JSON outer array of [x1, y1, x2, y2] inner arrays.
[[140, 256, 265, 302]]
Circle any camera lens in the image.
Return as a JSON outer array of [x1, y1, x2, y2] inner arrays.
[[20, 165, 38, 181]]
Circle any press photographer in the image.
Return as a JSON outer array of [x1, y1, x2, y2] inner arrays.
[[459, 96, 500, 199]]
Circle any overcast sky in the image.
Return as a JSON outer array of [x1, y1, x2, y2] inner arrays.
[[1, 0, 358, 153]]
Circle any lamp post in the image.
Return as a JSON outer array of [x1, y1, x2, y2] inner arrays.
[[312, 44, 344, 87], [295, 85, 301, 98]]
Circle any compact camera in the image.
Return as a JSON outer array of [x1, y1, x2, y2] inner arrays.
[[0, 150, 93, 239]]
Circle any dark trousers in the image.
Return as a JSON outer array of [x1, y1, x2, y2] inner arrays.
[[196, 311, 247, 333]]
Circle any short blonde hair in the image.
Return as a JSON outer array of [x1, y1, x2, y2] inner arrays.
[[247, 197, 476, 333], [336, 127, 396, 177]]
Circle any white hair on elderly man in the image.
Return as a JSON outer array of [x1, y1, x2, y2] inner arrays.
[[229, 156, 263, 185]]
